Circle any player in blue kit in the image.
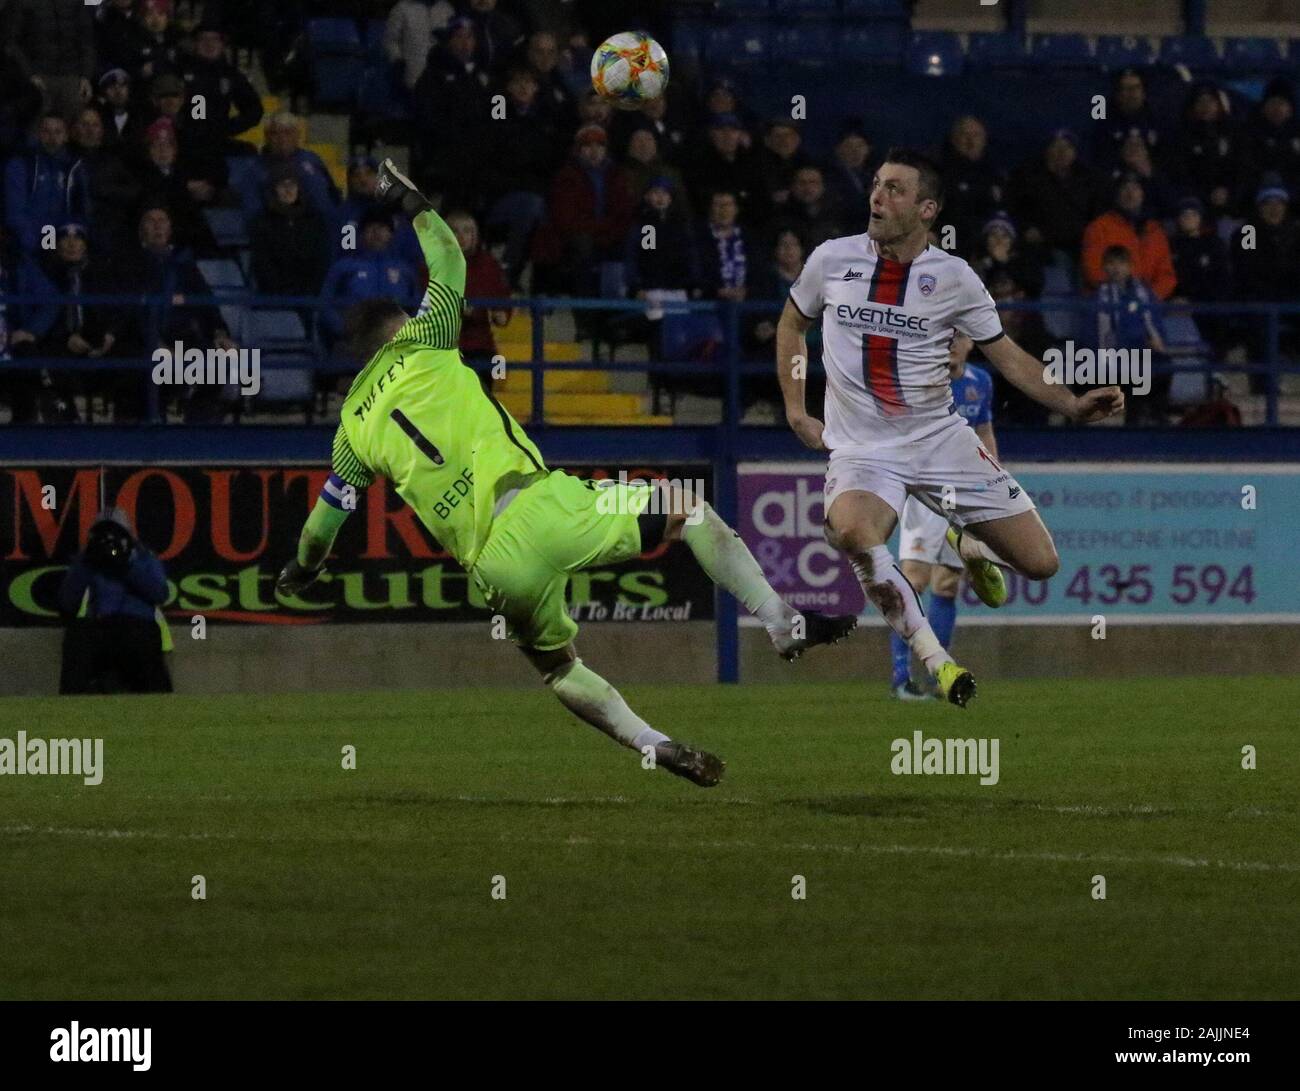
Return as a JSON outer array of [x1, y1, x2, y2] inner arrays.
[[890, 333, 999, 699]]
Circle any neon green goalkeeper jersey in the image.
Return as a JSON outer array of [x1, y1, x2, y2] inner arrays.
[[327, 210, 546, 571]]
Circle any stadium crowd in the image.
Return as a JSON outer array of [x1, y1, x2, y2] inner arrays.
[[0, 0, 1297, 424]]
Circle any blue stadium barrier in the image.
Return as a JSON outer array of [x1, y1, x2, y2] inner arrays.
[[772, 24, 837, 65], [1221, 37, 1290, 73], [1158, 35, 1221, 70], [782, 0, 839, 14], [3, 292, 1297, 430], [1095, 35, 1159, 70], [965, 31, 1030, 68], [838, 22, 907, 63], [711, 0, 772, 14], [842, 0, 909, 16], [1028, 34, 1095, 66], [703, 22, 772, 66]]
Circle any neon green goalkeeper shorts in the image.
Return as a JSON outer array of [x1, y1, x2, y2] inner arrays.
[[470, 469, 655, 651]]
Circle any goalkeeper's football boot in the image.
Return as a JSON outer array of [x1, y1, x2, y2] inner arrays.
[[935, 661, 977, 708], [655, 741, 726, 787], [946, 526, 1007, 608], [773, 610, 859, 661], [891, 679, 930, 702], [376, 157, 434, 218]]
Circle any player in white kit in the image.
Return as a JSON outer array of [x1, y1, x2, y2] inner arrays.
[[776, 148, 1124, 706]]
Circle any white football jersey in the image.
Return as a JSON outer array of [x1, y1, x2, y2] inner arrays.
[[789, 234, 1004, 449]]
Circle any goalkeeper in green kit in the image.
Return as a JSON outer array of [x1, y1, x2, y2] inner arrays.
[[278, 161, 856, 787]]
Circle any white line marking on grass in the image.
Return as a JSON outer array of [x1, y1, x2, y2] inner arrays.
[[501, 835, 1300, 875], [6, 825, 1294, 874], [0, 824, 233, 841]]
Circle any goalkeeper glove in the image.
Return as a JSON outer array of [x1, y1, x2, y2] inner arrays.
[[277, 558, 323, 596], [376, 157, 434, 219]]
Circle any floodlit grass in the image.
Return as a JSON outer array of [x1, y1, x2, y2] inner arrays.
[[2, 678, 1296, 999]]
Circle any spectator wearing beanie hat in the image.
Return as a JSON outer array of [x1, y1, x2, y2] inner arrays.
[[971, 212, 1045, 299], [96, 68, 146, 151]]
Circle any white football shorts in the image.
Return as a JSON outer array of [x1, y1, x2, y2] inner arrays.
[[823, 415, 1035, 530]]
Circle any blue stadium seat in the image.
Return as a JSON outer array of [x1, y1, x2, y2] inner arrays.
[[308, 18, 362, 55], [838, 23, 907, 64], [966, 32, 1030, 67], [257, 353, 316, 406], [704, 23, 772, 67], [661, 311, 723, 362], [773, 24, 837, 65], [1158, 36, 1221, 71], [1221, 37, 1289, 73], [313, 56, 365, 107], [599, 261, 627, 299], [197, 258, 246, 290], [1164, 310, 1210, 352], [908, 32, 964, 77], [204, 207, 249, 249], [248, 309, 309, 346], [842, 0, 909, 16], [1096, 35, 1157, 70], [357, 63, 412, 122], [226, 156, 262, 210], [1028, 34, 1094, 66]]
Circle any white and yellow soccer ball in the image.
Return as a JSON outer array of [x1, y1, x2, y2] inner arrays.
[[590, 31, 670, 111]]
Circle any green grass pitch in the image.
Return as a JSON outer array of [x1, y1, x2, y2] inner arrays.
[[1, 677, 1296, 1000]]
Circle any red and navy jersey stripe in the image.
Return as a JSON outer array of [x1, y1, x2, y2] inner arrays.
[[861, 258, 911, 416]]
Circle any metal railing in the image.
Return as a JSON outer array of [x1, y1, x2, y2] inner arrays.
[[2, 291, 1298, 426]]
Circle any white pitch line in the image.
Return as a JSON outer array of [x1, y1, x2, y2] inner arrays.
[[499, 834, 1300, 875], [4, 825, 1296, 874]]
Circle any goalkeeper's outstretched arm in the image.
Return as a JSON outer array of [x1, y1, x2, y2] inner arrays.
[[376, 157, 465, 347], [277, 428, 375, 596]]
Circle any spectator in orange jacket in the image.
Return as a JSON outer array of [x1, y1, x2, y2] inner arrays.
[[1080, 174, 1177, 299]]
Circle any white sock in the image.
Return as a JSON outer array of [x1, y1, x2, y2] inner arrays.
[[680, 501, 796, 633], [851, 545, 952, 676], [546, 658, 670, 750]]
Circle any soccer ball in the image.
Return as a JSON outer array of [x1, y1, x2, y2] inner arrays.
[[590, 31, 670, 111]]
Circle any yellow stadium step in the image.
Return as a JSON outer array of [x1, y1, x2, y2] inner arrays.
[[499, 366, 613, 395], [494, 339, 584, 363], [526, 415, 675, 426], [497, 391, 645, 422]]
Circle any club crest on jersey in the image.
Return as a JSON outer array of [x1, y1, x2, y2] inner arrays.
[[918, 273, 936, 296]]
